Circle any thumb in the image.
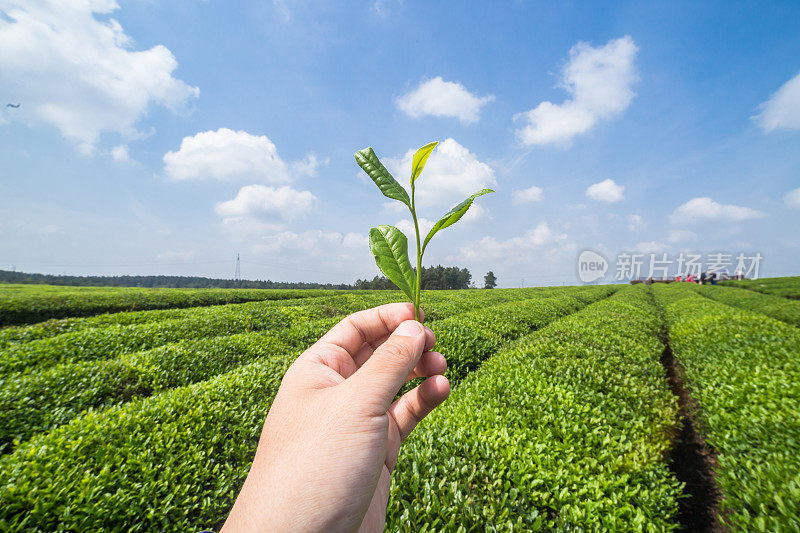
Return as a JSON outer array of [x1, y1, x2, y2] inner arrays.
[[349, 320, 427, 412]]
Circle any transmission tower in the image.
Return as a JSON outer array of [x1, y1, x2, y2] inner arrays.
[[234, 253, 241, 282]]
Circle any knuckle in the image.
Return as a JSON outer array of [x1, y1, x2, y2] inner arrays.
[[378, 338, 417, 365]]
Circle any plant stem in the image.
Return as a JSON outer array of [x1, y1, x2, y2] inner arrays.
[[410, 183, 422, 322]]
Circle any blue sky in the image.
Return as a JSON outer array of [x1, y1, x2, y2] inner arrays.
[[1, 0, 799, 286]]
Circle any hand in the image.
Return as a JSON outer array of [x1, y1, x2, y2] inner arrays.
[[222, 303, 451, 532]]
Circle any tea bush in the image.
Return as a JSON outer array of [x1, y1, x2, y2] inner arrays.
[[653, 284, 800, 531], [0, 288, 612, 530], [388, 285, 682, 531], [695, 284, 800, 327]]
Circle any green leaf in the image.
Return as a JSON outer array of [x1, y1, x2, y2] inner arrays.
[[355, 148, 411, 207], [422, 188, 494, 253], [410, 141, 439, 184], [369, 225, 416, 301]]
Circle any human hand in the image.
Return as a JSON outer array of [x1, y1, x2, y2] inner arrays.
[[222, 303, 450, 532]]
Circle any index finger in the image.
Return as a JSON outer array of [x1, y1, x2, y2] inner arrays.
[[316, 302, 424, 357]]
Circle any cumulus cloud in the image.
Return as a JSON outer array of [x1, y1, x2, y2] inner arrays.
[[586, 179, 624, 203], [386, 138, 497, 209], [219, 216, 284, 237], [164, 129, 293, 182], [252, 230, 367, 254], [633, 241, 667, 254], [625, 214, 644, 231], [670, 197, 766, 224], [396, 77, 494, 124], [110, 145, 129, 162], [668, 229, 697, 243], [459, 222, 566, 260], [395, 217, 435, 239], [215, 185, 317, 220], [753, 72, 800, 132], [785, 187, 800, 209], [291, 154, 329, 177], [461, 203, 488, 223], [0, 0, 198, 150], [515, 36, 638, 146], [512, 185, 544, 204]]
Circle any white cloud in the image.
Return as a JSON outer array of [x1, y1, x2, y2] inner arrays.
[[633, 241, 666, 254], [342, 232, 368, 248], [586, 179, 625, 203], [252, 230, 367, 254], [395, 217, 435, 238], [625, 214, 644, 231], [671, 197, 766, 224], [272, 0, 292, 21], [515, 36, 638, 146], [462, 203, 488, 223], [396, 77, 494, 124], [291, 154, 328, 177], [111, 145, 129, 162], [220, 216, 284, 237], [386, 138, 497, 209], [512, 185, 543, 204], [164, 129, 292, 182], [215, 185, 317, 220], [785, 187, 800, 209], [753, 72, 800, 132], [668, 229, 697, 243], [459, 222, 567, 260], [0, 0, 198, 150]]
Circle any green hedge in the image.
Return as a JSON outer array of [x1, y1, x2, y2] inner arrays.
[[0, 294, 322, 348], [387, 285, 681, 531], [0, 287, 550, 349], [0, 284, 334, 326], [695, 284, 800, 327], [430, 286, 616, 388], [721, 276, 800, 300], [0, 293, 408, 376], [0, 288, 608, 530], [653, 284, 800, 531], [0, 288, 614, 454], [0, 318, 339, 454]]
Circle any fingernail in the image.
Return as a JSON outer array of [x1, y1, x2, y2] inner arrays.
[[395, 320, 421, 337]]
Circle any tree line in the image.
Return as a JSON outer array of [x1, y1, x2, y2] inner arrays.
[[0, 267, 497, 290], [354, 265, 473, 290]]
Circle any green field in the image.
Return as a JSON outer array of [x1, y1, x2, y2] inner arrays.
[[721, 275, 800, 300], [0, 280, 798, 531]]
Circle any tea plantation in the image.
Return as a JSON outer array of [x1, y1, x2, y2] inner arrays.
[[0, 280, 798, 531]]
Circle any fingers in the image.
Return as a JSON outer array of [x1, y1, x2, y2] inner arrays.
[[316, 303, 420, 359], [407, 351, 446, 381], [389, 375, 450, 444], [352, 325, 435, 369], [349, 320, 428, 411]]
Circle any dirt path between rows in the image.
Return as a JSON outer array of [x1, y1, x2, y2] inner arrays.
[[660, 341, 727, 532]]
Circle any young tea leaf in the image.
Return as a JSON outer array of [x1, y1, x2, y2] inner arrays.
[[422, 188, 494, 253], [410, 141, 439, 184], [355, 148, 411, 207], [368, 225, 417, 301]]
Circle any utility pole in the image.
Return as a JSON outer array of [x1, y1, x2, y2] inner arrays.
[[234, 253, 241, 283]]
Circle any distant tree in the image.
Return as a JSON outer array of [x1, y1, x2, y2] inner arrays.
[[484, 271, 497, 289], [420, 265, 471, 290], [0, 266, 472, 291], [353, 275, 400, 290]]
